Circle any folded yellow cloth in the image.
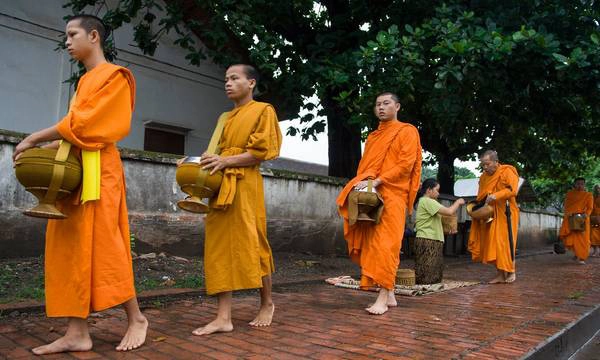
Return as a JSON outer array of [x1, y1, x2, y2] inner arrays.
[[80, 149, 100, 203]]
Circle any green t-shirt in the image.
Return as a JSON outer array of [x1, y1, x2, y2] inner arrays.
[[415, 197, 444, 242]]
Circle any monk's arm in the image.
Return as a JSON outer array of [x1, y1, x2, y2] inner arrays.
[[376, 127, 419, 186], [585, 194, 594, 216], [13, 125, 62, 161], [493, 171, 519, 202], [200, 152, 260, 175]]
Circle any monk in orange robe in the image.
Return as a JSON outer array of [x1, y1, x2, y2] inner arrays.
[[337, 92, 422, 315], [468, 150, 519, 284], [192, 64, 282, 335], [591, 185, 600, 257], [12, 15, 147, 354], [559, 178, 594, 263]]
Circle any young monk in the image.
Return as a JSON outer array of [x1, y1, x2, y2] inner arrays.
[[12, 14, 147, 354], [468, 150, 519, 284], [336, 92, 422, 315], [192, 64, 282, 335], [559, 178, 593, 264], [591, 185, 600, 257]]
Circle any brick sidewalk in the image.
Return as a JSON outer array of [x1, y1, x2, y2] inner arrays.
[[1, 253, 599, 359]]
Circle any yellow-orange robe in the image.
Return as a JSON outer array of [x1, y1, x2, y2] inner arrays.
[[204, 100, 282, 295], [468, 164, 519, 273], [592, 195, 600, 246], [336, 120, 422, 290], [559, 190, 593, 260], [45, 63, 136, 318]]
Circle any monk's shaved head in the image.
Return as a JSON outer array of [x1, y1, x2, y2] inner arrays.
[[67, 14, 110, 48], [480, 150, 498, 161], [375, 92, 399, 104], [229, 64, 260, 84]]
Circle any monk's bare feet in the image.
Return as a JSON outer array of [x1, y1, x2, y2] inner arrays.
[[249, 303, 274, 327], [365, 302, 388, 315], [369, 291, 397, 307], [488, 273, 505, 284], [387, 292, 397, 307], [505, 272, 516, 283], [192, 318, 233, 336], [366, 289, 390, 315], [116, 315, 148, 351], [32, 334, 92, 355]]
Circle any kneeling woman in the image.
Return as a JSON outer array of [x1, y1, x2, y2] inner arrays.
[[414, 178, 464, 284]]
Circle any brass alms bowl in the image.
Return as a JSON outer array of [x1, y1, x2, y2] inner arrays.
[[466, 200, 494, 223], [175, 157, 223, 213], [356, 191, 382, 222], [14, 145, 82, 219]]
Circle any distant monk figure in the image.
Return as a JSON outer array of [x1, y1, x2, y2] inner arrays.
[[337, 92, 422, 315], [590, 185, 600, 257], [559, 178, 593, 264], [468, 150, 519, 284], [12, 14, 147, 355], [192, 64, 282, 335]]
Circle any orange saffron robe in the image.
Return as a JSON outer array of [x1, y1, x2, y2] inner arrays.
[[204, 101, 282, 295], [336, 120, 422, 290], [46, 63, 136, 318], [468, 164, 519, 273], [592, 195, 600, 246], [559, 190, 593, 259]]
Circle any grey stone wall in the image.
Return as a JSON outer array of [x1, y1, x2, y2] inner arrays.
[[0, 132, 346, 258], [0, 133, 562, 259]]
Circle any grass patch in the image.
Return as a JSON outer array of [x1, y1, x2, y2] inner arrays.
[[175, 274, 203, 289], [568, 291, 584, 300], [135, 278, 162, 293], [0, 262, 45, 303]]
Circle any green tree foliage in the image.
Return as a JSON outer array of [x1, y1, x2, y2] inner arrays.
[[63, 0, 600, 191], [422, 166, 476, 182], [530, 157, 600, 211]]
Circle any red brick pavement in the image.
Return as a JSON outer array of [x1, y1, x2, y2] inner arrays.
[[1, 253, 599, 359]]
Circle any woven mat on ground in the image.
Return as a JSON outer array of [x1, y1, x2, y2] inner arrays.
[[325, 276, 479, 296]]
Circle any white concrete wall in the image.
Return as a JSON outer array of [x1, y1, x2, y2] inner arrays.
[[0, 0, 230, 155]]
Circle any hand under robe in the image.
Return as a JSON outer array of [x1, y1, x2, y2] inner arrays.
[[336, 120, 422, 290], [559, 190, 593, 260], [204, 100, 282, 295], [46, 63, 136, 318], [591, 195, 600, 246], [468, 164, 520, 273]]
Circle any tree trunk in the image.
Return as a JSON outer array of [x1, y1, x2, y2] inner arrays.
[[436, 152, 456, 195], [323, 98, 362, 179]]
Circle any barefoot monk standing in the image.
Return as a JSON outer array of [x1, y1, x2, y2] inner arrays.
[[336, 92, 422, 315]]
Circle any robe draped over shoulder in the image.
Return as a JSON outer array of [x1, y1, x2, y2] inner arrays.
[[468, 164, 520, 273], [204, 100, 282, 295], [559, 190, 593, 260], [591, 195, 600, 246], [46, 63, 136, 318], [336, 120, 422, 290]]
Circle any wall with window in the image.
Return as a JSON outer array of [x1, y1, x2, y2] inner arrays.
[[0, 0, 230, 156]]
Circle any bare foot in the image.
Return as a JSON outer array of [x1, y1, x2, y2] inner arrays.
[[32, 334, 92, 355], [365, 289, 390, 315], [387, 292, 397, 307], [369, 292, 397, 307], [578, 260, 586, 265], [488, 274, 505, 284], [192, 318, 233, 336], [249, 303, 274, 327], [505, 272, 516, 283], [365, 302, 388, 315], [116, 315, 148, 351]]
